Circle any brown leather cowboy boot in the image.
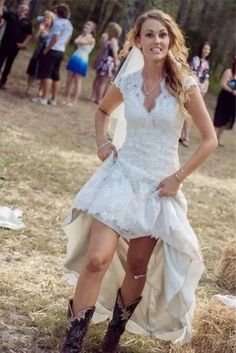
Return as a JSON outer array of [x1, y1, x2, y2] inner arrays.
[[99, 289, 142, 353], [61, 300, 95, 353]]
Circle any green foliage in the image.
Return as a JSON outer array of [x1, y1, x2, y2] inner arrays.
[[208, 72, 221, 96]]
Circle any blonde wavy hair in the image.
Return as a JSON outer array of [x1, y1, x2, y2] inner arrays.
[[121, 10, 193, 118]]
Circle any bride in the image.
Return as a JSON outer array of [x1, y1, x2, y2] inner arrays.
[[61, 9, 218, 353]]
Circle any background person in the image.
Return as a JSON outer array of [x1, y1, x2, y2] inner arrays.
[[63, 20, 96, 106], [180, 42, 211, 147], [26, 10, 55, 95], [0, 0, 32, 89], [91, 31, 108, 103], [213, 57, 236, 146], [34, 3, 73, 106], [91, 22, 122, 104]]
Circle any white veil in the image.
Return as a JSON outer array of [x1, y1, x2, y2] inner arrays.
[[107, 46, 144, 149]]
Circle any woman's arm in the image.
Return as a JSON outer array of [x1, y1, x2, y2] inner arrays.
[[95, 85, 123, 161], [16, 34, 32, 49], [158, 86, 218, 197], [34, 22, 45, 40], [111, 38, 120, 66], [220, 69, 235, 94], [43, 34, 58, 54], [74, 34, 95, 46]]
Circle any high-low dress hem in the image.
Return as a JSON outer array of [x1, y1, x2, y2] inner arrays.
[[63, 70, 204, 344]]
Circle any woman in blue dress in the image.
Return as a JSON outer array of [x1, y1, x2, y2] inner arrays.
[[63, 21, 96, 106]]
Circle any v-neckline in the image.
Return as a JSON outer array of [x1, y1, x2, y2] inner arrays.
[[138, 70, 165, 114]]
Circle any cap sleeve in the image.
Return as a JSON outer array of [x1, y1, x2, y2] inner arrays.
[[112, 74, 126, 95], [184, 74, 198, 90]]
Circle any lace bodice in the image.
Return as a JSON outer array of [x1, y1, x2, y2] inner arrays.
[[115, 70, 196, 133], [113, 70, 197, 179]]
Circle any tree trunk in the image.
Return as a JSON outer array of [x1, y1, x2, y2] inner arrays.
[[176, 0, 186, 25], [29, 0, 38, 19]]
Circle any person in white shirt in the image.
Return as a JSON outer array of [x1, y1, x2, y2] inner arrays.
[[34, 3, 73, 105]]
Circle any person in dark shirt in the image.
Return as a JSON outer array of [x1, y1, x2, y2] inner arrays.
[[0, 0, 32, 89]]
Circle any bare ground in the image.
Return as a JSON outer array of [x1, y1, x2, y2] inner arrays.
[[0, 50, 235, 353]]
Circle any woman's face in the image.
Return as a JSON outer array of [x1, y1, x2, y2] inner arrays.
[[44, 14, 53, 27], [83, 23, 93, 35], [137, 19, 171, 63], [201, 44, 211, 59]]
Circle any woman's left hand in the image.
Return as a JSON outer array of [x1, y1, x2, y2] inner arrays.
[[156, 174, 181, 197]]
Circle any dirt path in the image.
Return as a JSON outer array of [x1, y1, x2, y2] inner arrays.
[[0, 50, 235, 353]]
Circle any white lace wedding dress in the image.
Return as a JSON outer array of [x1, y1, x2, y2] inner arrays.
[[63, 69, 204, 343]]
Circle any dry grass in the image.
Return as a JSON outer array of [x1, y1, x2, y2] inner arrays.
[[0, 50, 235, 353], [215, 241, 236, 293], [191, 299, 236, 353]]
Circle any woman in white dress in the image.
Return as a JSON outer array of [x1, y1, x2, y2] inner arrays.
[[61, 9, 218, 353]]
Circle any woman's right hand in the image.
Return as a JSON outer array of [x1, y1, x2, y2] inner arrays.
[[97, 141, 118, 161]]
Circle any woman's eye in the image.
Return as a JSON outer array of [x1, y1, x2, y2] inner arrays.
[[146, 33, 153, 38], [160, 32, 168, 38]]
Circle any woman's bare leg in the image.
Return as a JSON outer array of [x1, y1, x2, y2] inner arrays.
[[64, 70, 75, 102], [215, 126, 225, 145], [96, 76, 110, 103], [37, 80, 43, 97], [121, 237, 157, 305], [73, 73, 82, 103], [26, 75, 34, 94], [72, 219, 119, 315], [91, 75, 97, 102]]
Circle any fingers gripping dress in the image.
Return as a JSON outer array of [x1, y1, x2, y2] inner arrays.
[[63, 70, 204, 343]]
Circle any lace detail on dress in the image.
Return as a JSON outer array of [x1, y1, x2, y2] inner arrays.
[[113, 72, 140, 97], [184, 74, 198, 89], [70, 69, 195, 243]]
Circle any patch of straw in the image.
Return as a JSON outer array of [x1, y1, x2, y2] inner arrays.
[[191, 299, 236, 353], [215, 241, 236, 293]]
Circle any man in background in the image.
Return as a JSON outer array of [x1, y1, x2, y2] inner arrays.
[[0, 0, 32, 89]]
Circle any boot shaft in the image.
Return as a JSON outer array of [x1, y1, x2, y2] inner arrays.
[[109, 289, 141, 333], [99, 289, 141, 353], [61, 300, 95, 353]]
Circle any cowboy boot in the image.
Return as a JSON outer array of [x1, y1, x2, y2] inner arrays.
[[99, 289, 142, 353], [61, 300, 95, 353]]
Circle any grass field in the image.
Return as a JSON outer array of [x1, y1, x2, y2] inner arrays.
[[0, 50, 235, 353]]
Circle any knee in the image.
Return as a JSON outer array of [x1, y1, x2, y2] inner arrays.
[[85, 254, 110, 275], [127, 258, 148, 277]]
